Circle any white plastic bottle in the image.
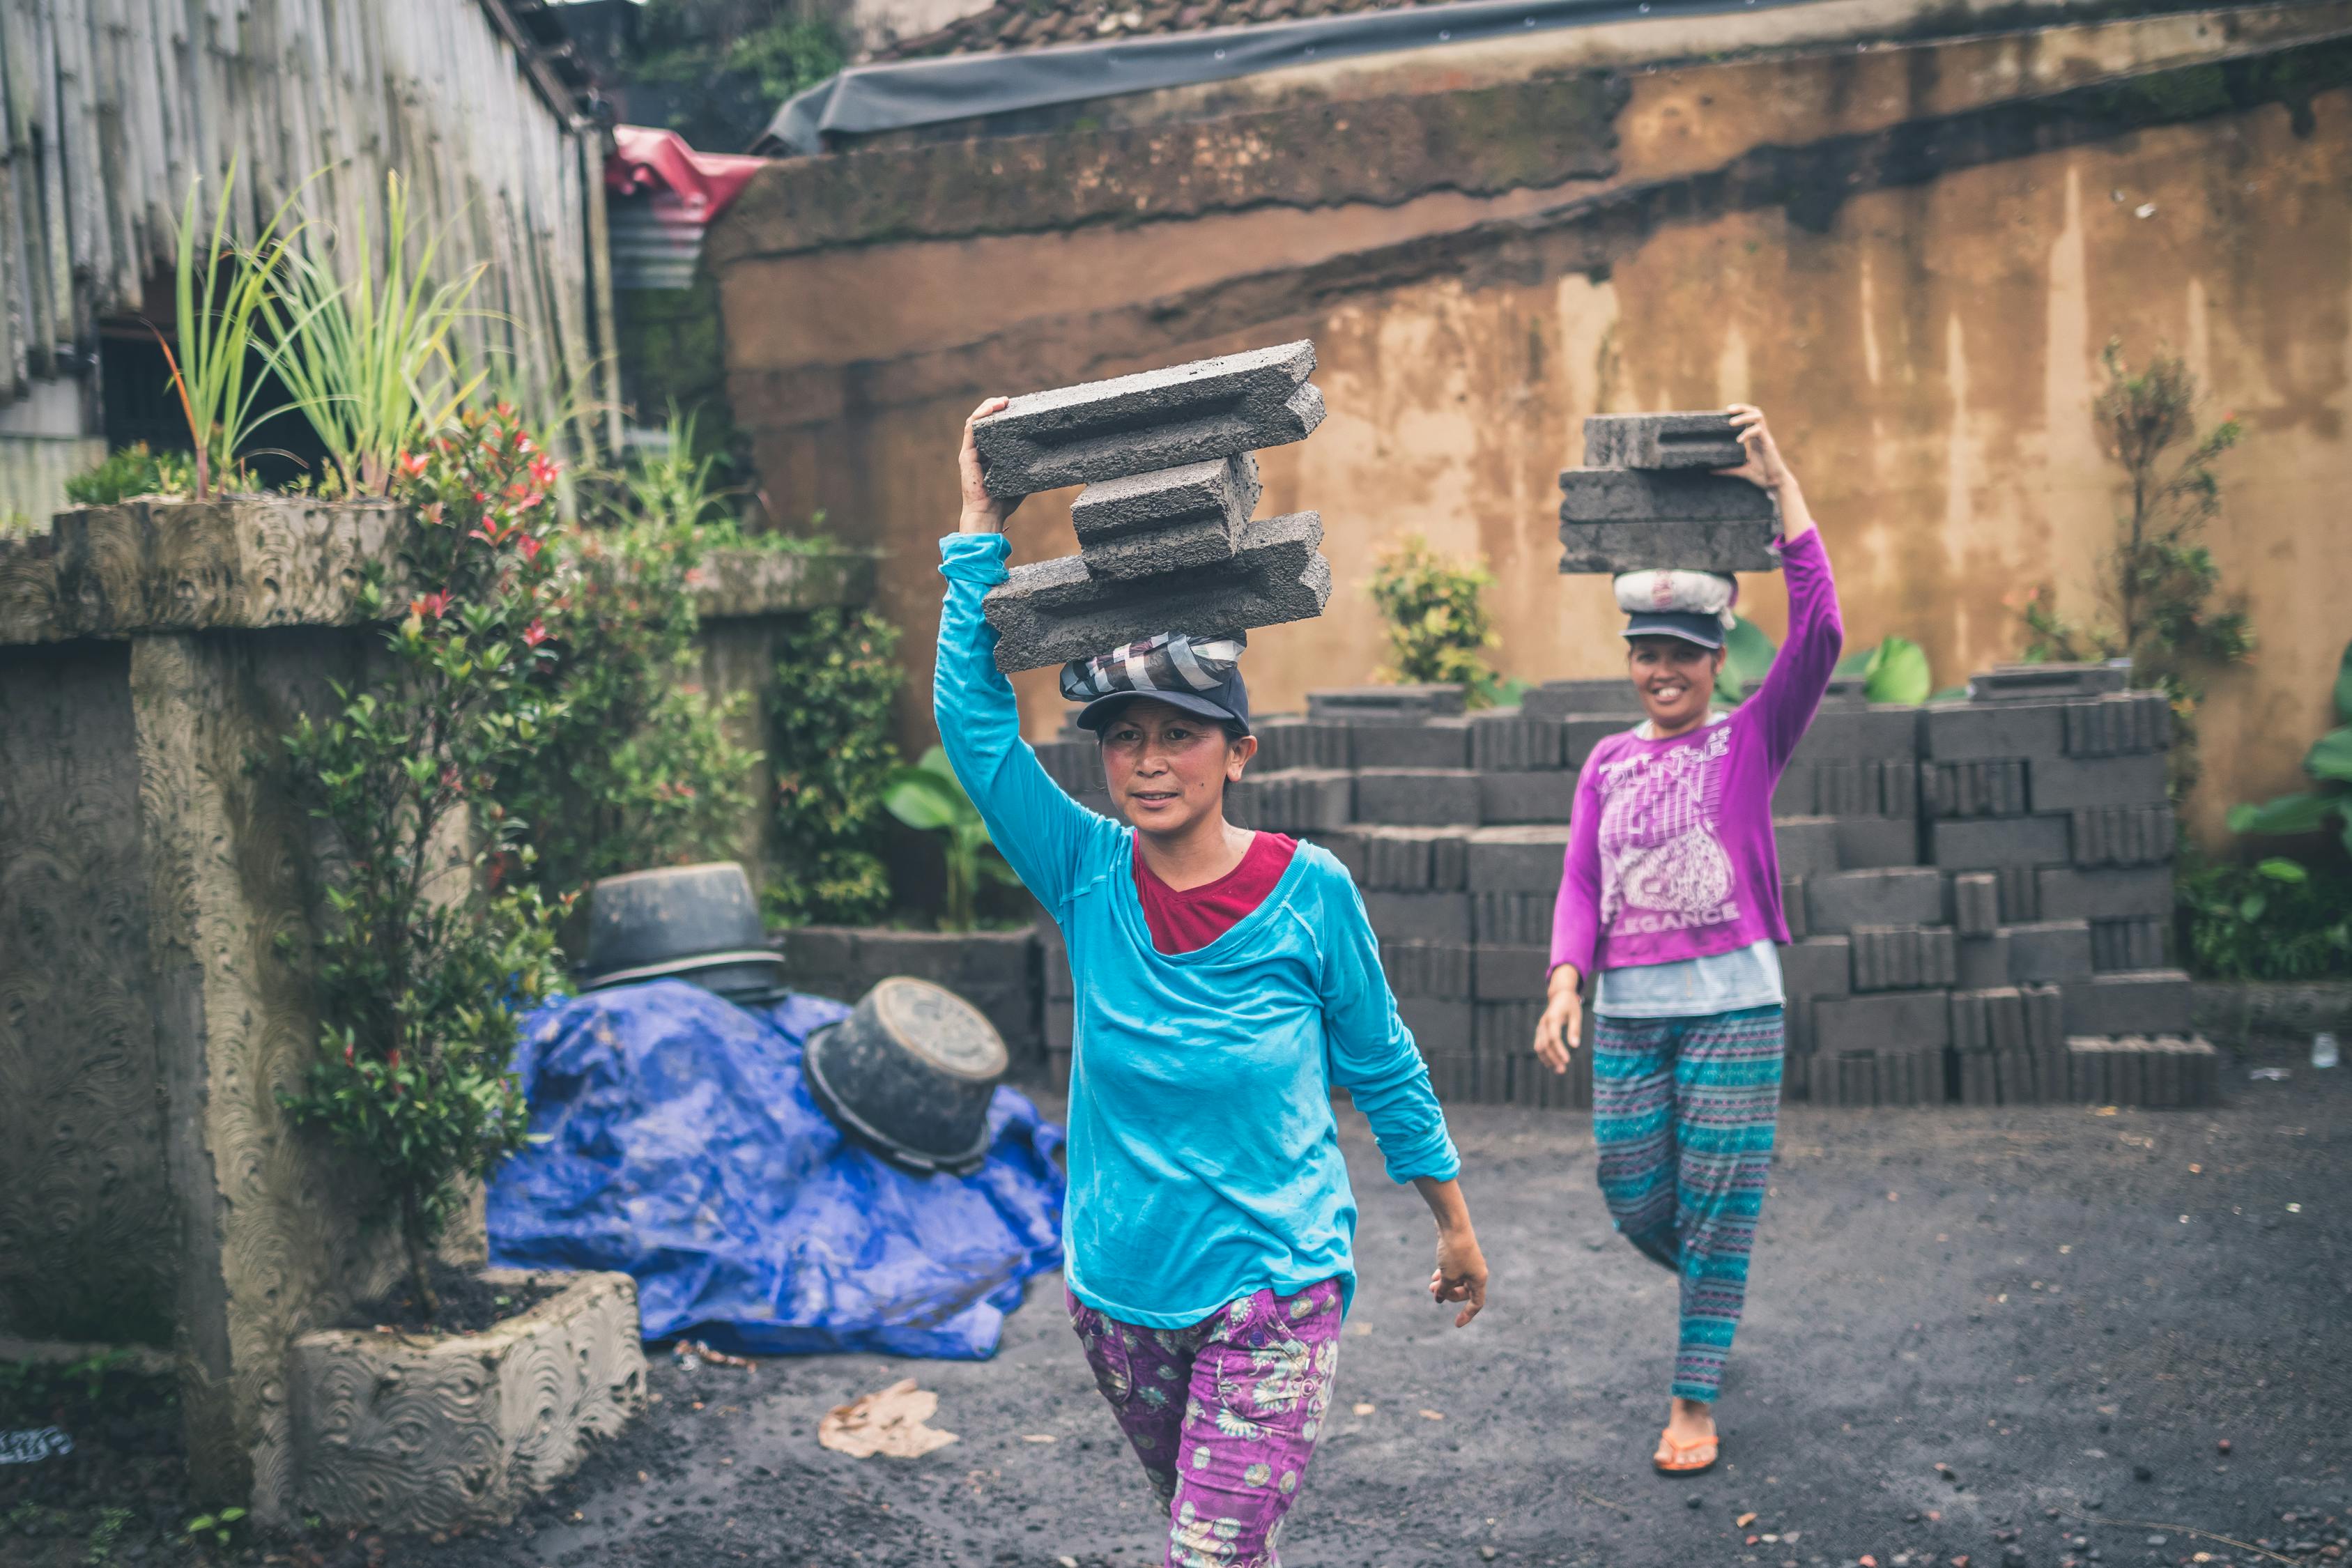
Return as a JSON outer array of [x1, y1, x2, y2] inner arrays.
[[2316, 1032, 2341, 1070]]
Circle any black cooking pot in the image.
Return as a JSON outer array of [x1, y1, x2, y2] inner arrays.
[[577, 862, 788, 1004], [803, 978, 1008, 1176]]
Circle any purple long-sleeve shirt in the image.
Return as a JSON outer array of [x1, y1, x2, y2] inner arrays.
[[1549, 528, 1844, 978]]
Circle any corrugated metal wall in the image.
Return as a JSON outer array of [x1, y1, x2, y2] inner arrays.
[[0, 0, 620, 518]]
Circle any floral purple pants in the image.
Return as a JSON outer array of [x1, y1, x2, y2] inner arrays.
[[1065, 1278, 1344, 1567]]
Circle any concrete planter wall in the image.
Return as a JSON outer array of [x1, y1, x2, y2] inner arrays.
[[289, 1270, 647, 1535], [0, 500, 867, 1521], [779, 925, 1044, 1075]]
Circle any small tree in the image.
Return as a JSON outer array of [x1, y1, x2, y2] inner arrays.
[[2020, 341, 2254, 797], [1368, 534, 1504, 706], [279, 406, 570, 1319], [766, 606, 902, 926]]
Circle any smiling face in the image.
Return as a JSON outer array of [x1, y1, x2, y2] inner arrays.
[[1096, 698, 1256, 838], [1627, 634, 1725, 732]]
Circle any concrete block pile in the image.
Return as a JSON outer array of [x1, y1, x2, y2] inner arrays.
[[1031, 659, 2213, 1112], [975, 341, 1332, 672], [1557, 413, 1779, 574]]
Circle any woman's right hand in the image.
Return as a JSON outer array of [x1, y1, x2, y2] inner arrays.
[[958, 397, 1018, 534], [1532, 964, 1583, 1075]]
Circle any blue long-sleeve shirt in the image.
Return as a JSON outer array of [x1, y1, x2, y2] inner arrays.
[[934, 532, 1461, 1328]]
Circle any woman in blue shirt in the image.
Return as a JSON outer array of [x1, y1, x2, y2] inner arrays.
[[937, 399, 1489, 1565]]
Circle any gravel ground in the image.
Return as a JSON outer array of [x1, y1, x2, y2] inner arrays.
[[12, 1043, 2349, 1568]]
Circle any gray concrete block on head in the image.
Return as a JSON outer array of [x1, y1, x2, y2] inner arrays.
[[2064, 690, 2174, 756], [2062, 969, 2192, 1038], [1774, 816, 1842, 880], [974, 340, 1323, 496], [1558, 519, 1778, 575], [1076, 514, 1253, 581], [1522, 678, 1643, 719], [1928, 813, 2069, 870], [1581, 412, 1748, 470], [1474, 944, 1553, 1001], [1228, 768, 1353, 833], [2035, 864, 2172, 922], [1382, 941, 1475, 999], [1365, 890, 1473, 944], [2070, 804, 2175, 867], [1925, 759, 2031, 818], [1466, 825, 1572, 893], [1470, 709, 1566, 771], [1353, 768, 1482, 827], [1956, 930, 2010, 989], [1813, 989, 1953, 1056], [2091, 917, 2165, 973], [1919, 700, 2067, 760], [1835, 815, 1920, 870], [983, 513, 1329, 672], [1968, 662, 2128, 701], [1473, 891, 1556, 946], [1477, 771, 1576, 824], [2028, 753, 2168, 813], [1070, 452, 1260, 546], [1307, 684, 1466, 722], [1351, 716, 1472, 769], [2003, 921, 2093, 985], [1559, 465, 1776, 518], [1953, 873, 1999, 937], [1805, 868, 1944, 933], [1252, 714, 1351, 772]]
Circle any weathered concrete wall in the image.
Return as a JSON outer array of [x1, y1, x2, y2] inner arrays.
[[710, 1, 2352, 845]]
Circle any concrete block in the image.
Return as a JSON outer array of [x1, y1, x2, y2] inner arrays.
[[2004, 921, 2094, 985], [1229, 768, 1353, 833], [1253, 715, 1351, 772], [1814, 990, 1953, 1056], [2063, 969, 2192, 1038], [1477, 770, 1577, 824], [1560, 465, 1774, 519], [1806, 868, 1944, 934], [1851, 925, 1958, 992], [1398, 997, 1474, 1054], [2091, 917, 2166, 973], [1044, 999, 1075, 1052], [1417, 1046, 1480, 1105], [1382, 941, 1475, 999], [1351, 716, 1472, 769], [1353, 768, 1482, 827], [1307, 684, 1466, 722], [1076, 513, 1252, 581], [1953, 873, 1999, 937], [1956, 930, 2010, 990], [1472, 891, 1556, 946], [1070, 452, 1259, 546], [1919, 700, 2067, 760], [1558, 518, 1779, 575], [1968, 662, 2128, 701], [1470, 709, 1566, 771], [974, 340, 1322, 495], [1958, 1049, 1999, 1105], [1804, 759, 1918, 819], [1928, 813, 2070, 870], [1791, 707, 1921, 765], [1581, 412, 1748, 470], [1780, 935, 1852, 1056], [1562, 714, 1640, 768], [1836, 815, 1921, 870], [1994, 864, 2038, 923], [1466, 825, 1572, 893], [2063, 690, 2174, 756], [1949, 986, 2027, 1056], [1925, 759, 2031, 818], [1365, 891, 1473, 944], [2070, 804, 2175, 866], [2035, 865, 2172, 922], [1521, 678, 1643, 719], [1474, 944, 1553, 1001], [1773, 816, 1843, 880], [1772, 764, 1815, 819], [1783, 877, 1808, 941], [983, 513, 1330, 672], [1033, 738, 1105, 799], [2029, 753, 2167, 813], [1329, 826, 1473, 891]]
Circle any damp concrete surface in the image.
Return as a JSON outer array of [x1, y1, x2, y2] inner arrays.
[[408, 1045, 2350, 1568]]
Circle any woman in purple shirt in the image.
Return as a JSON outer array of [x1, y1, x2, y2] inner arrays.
[[1532, 405, 1843, 1477]]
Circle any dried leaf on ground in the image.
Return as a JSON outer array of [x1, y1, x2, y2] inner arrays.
[[818, 1378, 959, 1459]]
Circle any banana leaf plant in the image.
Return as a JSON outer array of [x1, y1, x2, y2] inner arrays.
[[1832, 634, 1935, 705], [2229, 637, 2352, 856], [883, 746, 1018, 931]]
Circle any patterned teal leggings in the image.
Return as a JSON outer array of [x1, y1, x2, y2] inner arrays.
[[1591, 1004, 1785, 1403]]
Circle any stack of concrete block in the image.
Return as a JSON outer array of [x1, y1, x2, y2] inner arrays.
[[2061, 1035, 2221, 1107], [1798, 868, 1954, 1106], [1040, 925, 1074, 1086], [976, 341, 1332, 671], [1557, 413, 1780, 574]]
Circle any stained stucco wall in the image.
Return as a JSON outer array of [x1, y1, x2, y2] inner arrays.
[[710, 1, 2352, 845]]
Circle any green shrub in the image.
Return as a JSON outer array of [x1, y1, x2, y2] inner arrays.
[[2227, 635, 2352, 857], [2178, 856, 2352, 981], [278, 406, 569, 1319], [766, 606, 902, 926], [1368, 534, 1503, 706], [63, 443, 196, 505]]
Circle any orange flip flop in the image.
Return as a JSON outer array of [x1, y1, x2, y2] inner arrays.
[[1653, 1427, 1719, 1476]]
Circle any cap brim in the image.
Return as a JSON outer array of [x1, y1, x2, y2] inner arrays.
[[1074, 689, 1248, 734], [1621, 611, 1727, 650]]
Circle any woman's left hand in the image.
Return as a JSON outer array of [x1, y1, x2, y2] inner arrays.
[[1429, 1225, 1489, 1328], [1717, 403, 1795, 492]]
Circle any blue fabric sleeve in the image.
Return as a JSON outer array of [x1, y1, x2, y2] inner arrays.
[[1307, 859, 1462, 1185], [934, 532, 1110, 913]]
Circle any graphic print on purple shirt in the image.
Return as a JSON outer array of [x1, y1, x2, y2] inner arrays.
[[1595, 719, 1742, 937]]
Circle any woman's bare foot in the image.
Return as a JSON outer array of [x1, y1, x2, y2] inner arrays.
[[1653, 1397, 1719, 1474]]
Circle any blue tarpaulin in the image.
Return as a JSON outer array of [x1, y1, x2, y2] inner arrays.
[[487, 981, 1066, 1360]]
